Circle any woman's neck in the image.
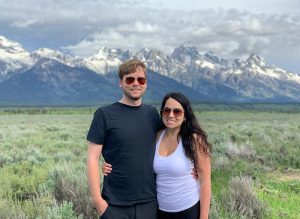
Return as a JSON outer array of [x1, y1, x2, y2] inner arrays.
[[165, 127, 181, 138]]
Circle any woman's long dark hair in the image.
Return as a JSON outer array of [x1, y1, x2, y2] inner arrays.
[[159, 92, 212, 171]]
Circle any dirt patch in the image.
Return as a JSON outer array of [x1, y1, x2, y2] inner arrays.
[[268, 169, 300, 181]]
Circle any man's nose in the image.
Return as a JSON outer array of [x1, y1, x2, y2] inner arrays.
[[132, 79, 139, 85]]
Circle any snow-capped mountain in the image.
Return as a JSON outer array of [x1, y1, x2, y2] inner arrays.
[[84, 47, 132, 74], [134, 48, 182, 78], [1, 35, 300, 104], [224, 53, 300, 82], [0, 58, 121, 105], [0, 36, 33, 81], [135, 45, 300, 101], [220, 54, 300, 100], [30, 48, 78, 67], [0, 57, 207, 105]]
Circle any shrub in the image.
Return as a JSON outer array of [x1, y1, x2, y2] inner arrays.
[[19, 194, 53, 218], [213, 155, 229, 170], [2, 161, 48, 202], [41, 201, 82, 219], [209, 195, 220, 219], [225, 141, 256, 161], [222, 176, 266, 219], [0, 154, 13, 167], [50, 162, 98, 219], [0, 199, 27, 219]]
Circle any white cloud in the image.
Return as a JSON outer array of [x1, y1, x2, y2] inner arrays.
[[11, 19, 40, 28], [116, 22, 160, 33], [60, 7, 300, 73]]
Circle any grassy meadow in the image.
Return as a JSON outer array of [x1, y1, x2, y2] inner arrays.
[[0, 105, 299, 218]]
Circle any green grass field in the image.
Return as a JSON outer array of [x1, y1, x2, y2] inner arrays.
[[0, 107, 299, 218]]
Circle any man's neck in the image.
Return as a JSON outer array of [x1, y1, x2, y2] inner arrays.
[[119, 97, 142, 106]]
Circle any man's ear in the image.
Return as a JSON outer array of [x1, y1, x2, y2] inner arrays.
[[119, 80, 122, 88]]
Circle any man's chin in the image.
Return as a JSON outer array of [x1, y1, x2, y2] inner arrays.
[[127, 93, 144, 100], [130, 96, 142, 100]]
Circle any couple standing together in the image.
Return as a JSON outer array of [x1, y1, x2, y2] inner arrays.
[[87, 59, 211, 219]]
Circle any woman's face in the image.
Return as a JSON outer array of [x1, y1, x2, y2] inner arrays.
[[161, 97, 185, 130]]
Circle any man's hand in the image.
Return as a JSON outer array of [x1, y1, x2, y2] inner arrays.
[[96, 199, 109, 215], [191, 167, 199, 179]]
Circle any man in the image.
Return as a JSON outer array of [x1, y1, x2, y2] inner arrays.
[[87, 59, 161, 219]]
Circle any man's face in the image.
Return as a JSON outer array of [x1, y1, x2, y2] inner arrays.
[[119, 66, 147, 101]]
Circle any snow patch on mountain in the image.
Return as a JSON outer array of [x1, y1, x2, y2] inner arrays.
[[30, 48, 82, 67], [84, 47, 132, 74], [0, 36, 33, 81]]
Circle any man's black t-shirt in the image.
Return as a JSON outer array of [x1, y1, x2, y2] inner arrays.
[[87, 102, 161, 205]]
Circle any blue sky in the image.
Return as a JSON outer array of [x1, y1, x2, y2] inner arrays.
[[1, 0, 300, 73]]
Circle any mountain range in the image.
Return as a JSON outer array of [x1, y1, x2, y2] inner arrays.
[[1, 35, 300, 105]]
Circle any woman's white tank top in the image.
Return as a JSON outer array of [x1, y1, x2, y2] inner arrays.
[[153, 130, 200, 212]]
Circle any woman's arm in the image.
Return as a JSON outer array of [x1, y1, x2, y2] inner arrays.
[[195, 135, 211, 219]]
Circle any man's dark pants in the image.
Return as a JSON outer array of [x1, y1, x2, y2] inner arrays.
[[100, 200, 157, 219]]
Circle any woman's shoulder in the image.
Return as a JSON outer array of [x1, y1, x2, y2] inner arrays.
[[192, 132, 204, 145], [192, 132, 200, 139], [155, 129, 165, 143]]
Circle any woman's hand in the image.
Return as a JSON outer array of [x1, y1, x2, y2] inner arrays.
[[102, 161, 112, 176]]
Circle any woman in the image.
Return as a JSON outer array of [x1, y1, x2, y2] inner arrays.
[[103, 92, 211, 219]]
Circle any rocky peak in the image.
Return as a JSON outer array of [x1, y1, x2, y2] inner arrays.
[[170, 44, 200, 63]]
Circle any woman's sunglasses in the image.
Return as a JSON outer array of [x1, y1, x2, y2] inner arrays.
[[161, 107, 184, 117], [125, 77, 147, 85]]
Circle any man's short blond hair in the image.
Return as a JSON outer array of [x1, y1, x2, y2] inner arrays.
[[118, 59, 147, 79]]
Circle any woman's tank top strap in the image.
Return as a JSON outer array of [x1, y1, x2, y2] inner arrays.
[[155, 129, 166, 150]]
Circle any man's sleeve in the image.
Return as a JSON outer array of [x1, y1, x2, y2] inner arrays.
[[86, 109, 106, 145]]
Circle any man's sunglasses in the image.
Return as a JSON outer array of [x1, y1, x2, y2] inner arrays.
[[161, 107, 184, 117], [125, 77, 147, 85]]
